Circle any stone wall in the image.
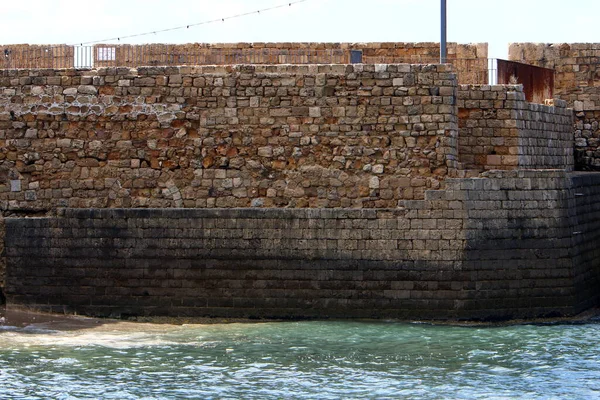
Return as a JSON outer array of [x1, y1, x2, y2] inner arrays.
[[570, 173, 600, 310], [508, 43, 600, 104], [0, 215, 4, 297], [4, 207, 466, 319], [0, 42, 488, 84], [459, 170, 579, 317], [93, 42, 489, 84], [0, 64, 458, 211], [509, 43, 600, 170], [2, 62, 597, 320], [5, 170, 599, 320], [457, 84, 574, 171]]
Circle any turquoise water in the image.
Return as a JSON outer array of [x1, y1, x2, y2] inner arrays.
[[1, 318, 600, 399]]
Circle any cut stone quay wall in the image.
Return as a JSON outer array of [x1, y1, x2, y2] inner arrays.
[[569, 173, 600, 310], [5, 170, 599, 320]]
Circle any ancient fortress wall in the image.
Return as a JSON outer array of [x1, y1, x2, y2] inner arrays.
[[92, 42, 489, 84], [509, 43, 600, 103], [1, 42, 488, 84], [457, 85, 573, 171], [0, 62, 598, 321], [93, 42, 487, 64], [0, 66, 574, 213], [0, 64, 458, 211], [5, 170, 600, 320], [509, 43, 600, 170]]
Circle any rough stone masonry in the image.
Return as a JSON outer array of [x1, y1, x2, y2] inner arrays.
[[0, 60, 598, 321], [0, 64, 458, 210], [510, 43, 600, 170]]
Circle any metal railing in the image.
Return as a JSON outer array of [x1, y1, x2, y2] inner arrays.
[[488, 58, 499, 85], [0, 44, 500, 85], [74, 46, 94, 69]]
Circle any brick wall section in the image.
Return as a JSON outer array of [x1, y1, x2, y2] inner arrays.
[[0, 64, 458, 211], [5, 170, 599, 320], [509, 43, 600, 170], [457, 85, 573, 171], [93, 42, 489, 84]]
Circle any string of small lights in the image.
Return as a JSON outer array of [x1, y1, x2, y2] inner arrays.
[[71, 0, 310, 46], [0, 0, 313, 68]]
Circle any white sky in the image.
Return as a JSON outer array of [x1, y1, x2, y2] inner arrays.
[[1, 0, 598, 59]]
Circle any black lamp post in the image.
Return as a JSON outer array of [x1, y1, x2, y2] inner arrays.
[[440, 0, 447, 63]]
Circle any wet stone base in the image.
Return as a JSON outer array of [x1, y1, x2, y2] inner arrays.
[[3, 199, 600, 321]]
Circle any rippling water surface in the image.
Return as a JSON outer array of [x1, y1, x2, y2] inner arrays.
[[1, 314, 599, 399]]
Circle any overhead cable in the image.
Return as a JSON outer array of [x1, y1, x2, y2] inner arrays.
[[70, 0, 310, 46]]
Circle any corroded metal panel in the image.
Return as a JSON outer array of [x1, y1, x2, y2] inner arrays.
[[498, 59, 554, 104]]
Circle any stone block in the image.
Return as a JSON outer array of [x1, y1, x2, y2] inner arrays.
[[77, 85, 98, 95], [10, 180, 21, 192]]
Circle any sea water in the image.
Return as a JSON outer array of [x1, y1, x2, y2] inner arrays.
[[1, 315, 599, 399]]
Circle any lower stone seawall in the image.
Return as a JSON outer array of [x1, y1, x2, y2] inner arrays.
[[4, 171, 600, 320], [570, 173, 600, 310]]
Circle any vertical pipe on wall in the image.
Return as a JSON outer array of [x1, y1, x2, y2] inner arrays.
[[440, 0, 447, 63]]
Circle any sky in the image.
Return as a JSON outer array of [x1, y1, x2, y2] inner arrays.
[[1, 0, 599, 60]]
